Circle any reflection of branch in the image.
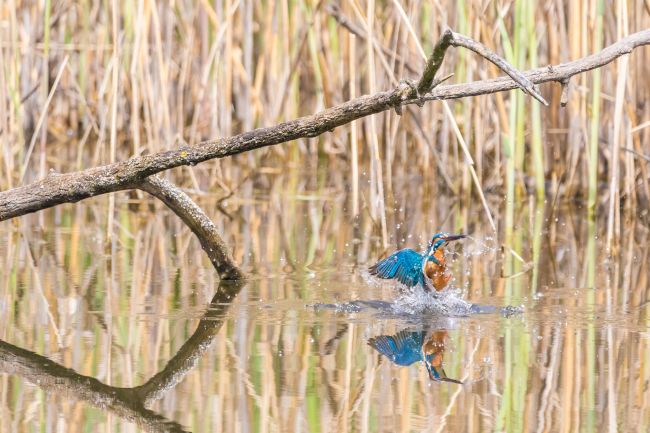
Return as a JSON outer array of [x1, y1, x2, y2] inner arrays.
[[135, 280, 245, 405], [0, 341, 187, 433], [0, 280, 245, 432]]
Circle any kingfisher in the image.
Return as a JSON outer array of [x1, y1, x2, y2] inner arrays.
[[369, 232, 466, 291], [368, 329, 462, 384]]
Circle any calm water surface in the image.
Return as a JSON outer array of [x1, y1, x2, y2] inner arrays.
[[0, 170, 649, 432]]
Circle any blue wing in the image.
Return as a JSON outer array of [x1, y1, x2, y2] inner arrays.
[[367, 331, 425, 366], [369, 249, 424, 287]]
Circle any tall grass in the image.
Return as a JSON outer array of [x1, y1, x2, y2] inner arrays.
[[0, 1, 648, 242]]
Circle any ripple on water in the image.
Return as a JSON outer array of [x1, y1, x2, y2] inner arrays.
[[311, 285, 524, 319]]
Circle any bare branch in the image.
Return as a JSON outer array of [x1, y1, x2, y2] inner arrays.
[[417, 29, 454, 94], [137, 176, 245, 280], [1, 29, 649, 222], [417, 29, 650, 103], [446, 31, 548, 105], [416, 29, 548, 104]]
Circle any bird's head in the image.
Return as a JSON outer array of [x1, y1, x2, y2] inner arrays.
[[423, 331, 463, 384], [426, 232, 466, 263]]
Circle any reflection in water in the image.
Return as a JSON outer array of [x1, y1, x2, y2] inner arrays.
[[368, 328, 462, 384], [0, 340, 187, 433], [0, 281, 244, 433], [1, 167, 650, 431]]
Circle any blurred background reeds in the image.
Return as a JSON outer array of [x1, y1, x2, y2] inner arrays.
[[1, 1, 649, 240]]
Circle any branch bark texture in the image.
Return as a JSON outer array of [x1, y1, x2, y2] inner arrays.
[[1, 29, 649, 222], [137, 176, 245, 280]]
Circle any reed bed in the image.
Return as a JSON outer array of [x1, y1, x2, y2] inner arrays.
[[0, 1, 649, 244]]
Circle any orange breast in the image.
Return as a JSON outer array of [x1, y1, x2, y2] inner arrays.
[[424, 250, 451, 291], [423, 330, 448, 366]]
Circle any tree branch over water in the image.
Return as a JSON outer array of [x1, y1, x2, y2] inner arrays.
[[137, 176, 245, 280], [1, 29, 649, 223]]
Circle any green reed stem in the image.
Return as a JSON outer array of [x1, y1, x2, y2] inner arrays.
[[498, 14, 516, 279], [496, 324, 513, 431], [527, 0, 545, 200], [585, 215, 597, 432], [531, 198, 544, 294], [588, 0, 605, 212]]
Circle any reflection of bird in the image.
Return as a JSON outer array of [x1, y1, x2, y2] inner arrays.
[[368, 329, 462, 384], [369, 232, 466, 291]]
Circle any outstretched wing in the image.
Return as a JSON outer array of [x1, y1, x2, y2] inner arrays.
[[367, 331, 425, 366], [369, 249, 424, 287]]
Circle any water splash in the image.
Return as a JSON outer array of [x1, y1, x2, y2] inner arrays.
[[391, 287, 475, 316], [461, 234, 500, 258], [311, 286, 524, 318]]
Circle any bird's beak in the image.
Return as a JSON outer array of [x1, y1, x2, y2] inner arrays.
[[444, 234, 466, 242], [437, 376, 464, 385], [427, 366, 463, 384]]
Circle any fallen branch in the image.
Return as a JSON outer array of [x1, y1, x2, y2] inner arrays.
[[1, 29, 649, 222], [137, 176, 245, 280], [417, 30, 547, 104], [417, 29, 650, 103]]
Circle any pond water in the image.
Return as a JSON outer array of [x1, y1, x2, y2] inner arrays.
[[0, 168, 649, 432]]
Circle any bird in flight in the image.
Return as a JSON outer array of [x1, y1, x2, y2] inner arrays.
[[369, 232, 466, 291]]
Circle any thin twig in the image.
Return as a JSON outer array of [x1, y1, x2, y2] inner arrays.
[[622, 147, 650, 164], [448, 31, 548, 105]]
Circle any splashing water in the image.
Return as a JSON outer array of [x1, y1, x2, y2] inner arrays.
[[461, 235, 500, 258], [311, 287, 523, 318], [340, 234, 522, 318], [391, 287, 476, 316]]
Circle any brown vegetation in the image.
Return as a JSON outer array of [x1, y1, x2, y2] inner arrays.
[[1, 3, 649, 248]]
